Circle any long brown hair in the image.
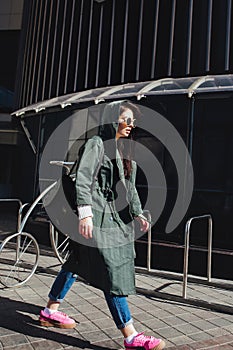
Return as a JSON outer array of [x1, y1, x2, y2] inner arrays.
[[117, 101, 141, 179]]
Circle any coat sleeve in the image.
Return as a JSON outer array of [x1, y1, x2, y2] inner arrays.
[[128, 161, 144, 217], [75, 137, 102, 206]]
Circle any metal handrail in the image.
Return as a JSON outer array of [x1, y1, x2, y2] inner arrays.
[[0, 198, 23, 232], [140, 210, 152, 271], [183, 214, 213, 298]]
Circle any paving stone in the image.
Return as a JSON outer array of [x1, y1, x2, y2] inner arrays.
[[222, 314, 233, 322], [188, 334, 233, 349], [206, 327, 231, 337], [0, 247, 232, 350], [156, 326, 184, 339], [0, 334, 29, 347], [133, 311, 157, 322], [192, 309, 220, 319], [102, 326, 122, 339], [162, 315, 186, 326], [170, 335, 194, 346], [83, 310, 109, 321], [147, 308, 174, 318], [74, 313, 91, 323], [111, 336, 125, 349], [92, 338, 122, 349], [76, 320, 99, 334], [0, 327, 16, 336], [166, 345, 191, 349], [131, 323, 152, 334], [74, 303, 96, 313], [175, 322, 205, 336], [29, 339, 63, 349], [80, 330, 110, 343], [191, 319, 218, 331], [8, 345, 34, 350], [189, 331, 212, 342], [224, 324, 233, 333], [210, 317, 233, 327], [208, 345, 233, 350], [126, 304, 143, 314], [140, 317, 168, 330], [213, 334, 233, 343], [178, 313, 202, 323], [92, 317, 115, 329]]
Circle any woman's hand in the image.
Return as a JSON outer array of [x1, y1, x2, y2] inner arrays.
[[135, 216, 150, 232], [79, 216, 93, 239]]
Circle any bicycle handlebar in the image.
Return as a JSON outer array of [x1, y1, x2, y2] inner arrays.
[[49, 160, 75, 174], [49, 161, 75, 166]]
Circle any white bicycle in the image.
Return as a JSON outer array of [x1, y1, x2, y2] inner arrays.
[[0, 161, 73, 288]]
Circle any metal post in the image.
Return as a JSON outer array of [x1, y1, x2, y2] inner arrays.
[[107, 0, 115, 85], [73, 0, 84, 91], [183, 219, 191, 298], [168, 0, 176, 76], [143, 210, 152, 271], [121, 0, 129, 83], [64, 0, 76, 94], [95, 2, 104, 87], [182, 214, 213, 299], [207, 216, 213, 282], [18, 203, 30, 232], [150, 0, 160, 79], [136, 0, 144, 81], [185, 0, 193, 75], [29, 0, 43, 104], [42, 0, 53, 100], [84, 0, 94, 88], [35, 0, 48, 102], [0, 199, 23, 233], [16, 234, 21, 261], [225, 0, 232, 71], [48, 0, 60, 97], [205, 0, 213, 72], [56, 0, 68, 96], [0, 199, 23, 261]]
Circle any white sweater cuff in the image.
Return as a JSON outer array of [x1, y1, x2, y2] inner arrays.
[[77, 205, 93, 220]]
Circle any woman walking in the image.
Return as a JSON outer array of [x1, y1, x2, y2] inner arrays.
[[39, 101, 166, 350]]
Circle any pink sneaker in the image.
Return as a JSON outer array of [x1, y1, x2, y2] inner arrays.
[[39, 310, 76, 329], [124, 332, 166, 350]]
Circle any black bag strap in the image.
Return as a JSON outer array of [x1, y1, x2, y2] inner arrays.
[[90, 140, 104, 193], [68, 144, 85, 175], [69, 138, 105, 185], [93, 142, 104, 180]]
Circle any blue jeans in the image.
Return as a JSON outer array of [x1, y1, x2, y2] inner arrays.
[[48, 268, 133, 329]]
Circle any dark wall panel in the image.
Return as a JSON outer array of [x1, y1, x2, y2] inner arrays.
[[0, 31, 21, 91]]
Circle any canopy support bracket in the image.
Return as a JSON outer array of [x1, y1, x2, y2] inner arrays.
[[20, 119, 37, 154]]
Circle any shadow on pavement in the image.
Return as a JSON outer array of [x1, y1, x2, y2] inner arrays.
[[0, 296, 116, 349]]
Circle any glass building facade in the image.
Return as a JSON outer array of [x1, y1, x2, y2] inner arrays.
[[16, 0, 233, 108], [11, 0, 233, 278]]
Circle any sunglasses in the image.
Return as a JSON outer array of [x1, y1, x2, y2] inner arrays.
[[119, 117, 136, 128]]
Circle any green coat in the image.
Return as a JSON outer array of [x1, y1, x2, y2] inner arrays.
[[63, 101, 143, 295]]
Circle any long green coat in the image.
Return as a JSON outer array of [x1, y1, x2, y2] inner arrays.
[[63, 101, 143, 295]]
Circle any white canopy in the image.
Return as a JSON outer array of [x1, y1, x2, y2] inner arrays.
[[13, 74, 233, 117]]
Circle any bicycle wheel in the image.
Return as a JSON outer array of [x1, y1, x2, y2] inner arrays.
[[49, 223, 71, 264], [0, 232, 40, 288]]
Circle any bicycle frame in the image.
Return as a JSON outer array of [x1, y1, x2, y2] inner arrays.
[[18, 181, 58, 234]]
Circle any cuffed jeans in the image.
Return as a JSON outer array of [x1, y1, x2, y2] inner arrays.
[[48, 268, 133, 329]]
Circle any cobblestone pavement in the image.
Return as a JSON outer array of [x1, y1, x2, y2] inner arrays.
[[0, 248, 232, 349]]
